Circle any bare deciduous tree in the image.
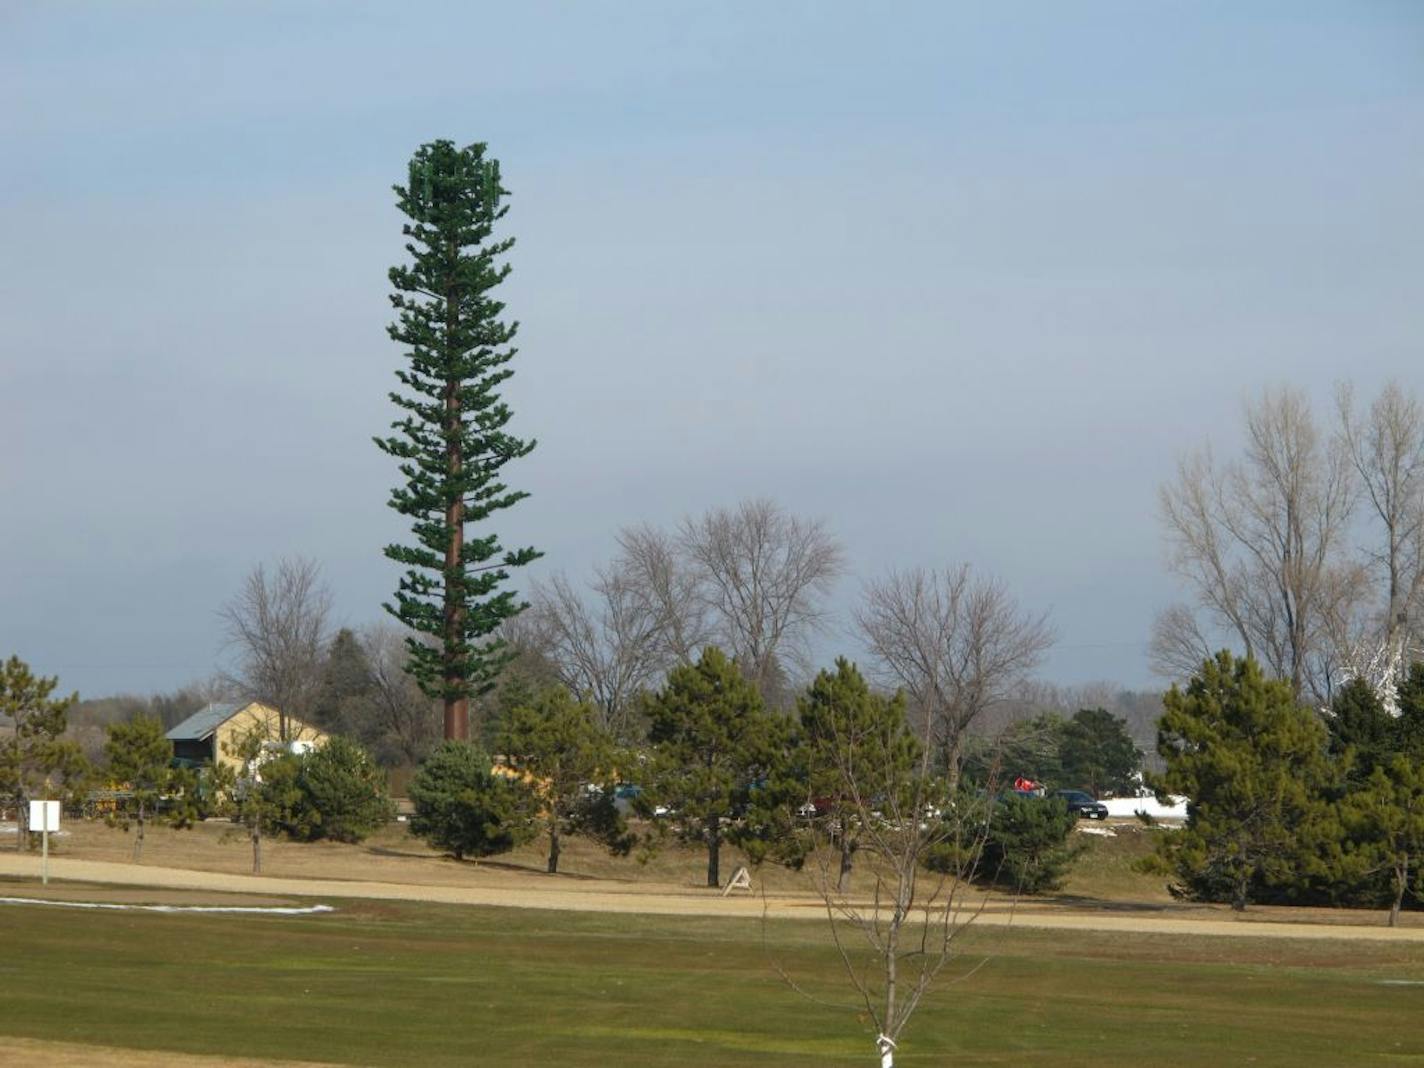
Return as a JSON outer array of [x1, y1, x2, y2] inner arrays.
[[783, 662, 993, 1067], [513, 525, 709, 740], [1148, 602, 1220, 685], [219, 556, 332, 740], [680, 498, 844, 705], [1157, 386, 1357, 701], [352, 625, 440, 765], [1337, 380, 1424, 690], [523, 569, 668, 741], [614, 523, 710, 668], [857, 564, 1053, 783]]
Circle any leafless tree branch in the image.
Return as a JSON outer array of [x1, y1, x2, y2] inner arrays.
[[1337, 380, 1424, 675], [680, 498, 844, 706], [857, 564, 1053, 782], [1158, 386, 1357, 701], [218, 556, 332, 740]]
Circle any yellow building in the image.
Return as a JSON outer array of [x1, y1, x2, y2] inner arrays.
[[166, 702, 327, 771]]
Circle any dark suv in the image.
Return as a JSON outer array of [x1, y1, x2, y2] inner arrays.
[[1053, 789, 1108, 820]]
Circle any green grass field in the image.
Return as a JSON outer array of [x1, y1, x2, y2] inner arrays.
[[2, 892, 1422, 1067]]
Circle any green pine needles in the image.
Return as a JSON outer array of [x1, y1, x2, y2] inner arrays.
[[377, 140, 539, 739]]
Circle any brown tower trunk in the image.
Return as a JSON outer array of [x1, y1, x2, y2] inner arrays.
[[444, 696, 468, 741], [442, 272, 468, 742]]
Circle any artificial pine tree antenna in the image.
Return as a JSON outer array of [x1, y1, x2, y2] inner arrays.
[[376, 140, 539, 741]]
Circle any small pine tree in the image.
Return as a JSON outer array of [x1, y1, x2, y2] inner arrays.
[[980, 793, 1084, 894], [1059, 707, 1140, 797], [1327, 677, 1396, 783], [313, 628, 374, 733], [501, 688, 630, 874], [0, 656, 86, 851], [797, 658, 919, 893], [644, 647, 781, 888], [213, 727, 302, 875], [408, 740, 536, 861], [104, 714, 198, 862], [282, 736, 393, 844], [1343, 755, 1424, 926], [1148, 651, 1336, 911], [1395, 662, 1424, 755]]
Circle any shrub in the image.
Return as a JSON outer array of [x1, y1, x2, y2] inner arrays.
[[279, 736, 394, 844], [926, 792, 1083, 894], [980, 793, 1084, 894], [408, 741, 537, 860]]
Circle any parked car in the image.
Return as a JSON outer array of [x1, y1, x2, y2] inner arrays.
[[1053, 789, 1108, 820], [612, 784, 674, 818]]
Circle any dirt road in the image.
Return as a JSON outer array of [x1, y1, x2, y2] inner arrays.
[[2, 852, 1419, 943]]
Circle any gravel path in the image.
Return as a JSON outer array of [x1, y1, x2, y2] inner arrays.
[[2, 852, 1420, 943]]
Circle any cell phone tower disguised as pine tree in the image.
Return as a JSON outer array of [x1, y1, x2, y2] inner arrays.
[[376, 140, 539, 741]]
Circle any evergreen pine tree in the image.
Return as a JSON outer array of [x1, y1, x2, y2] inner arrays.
[[377, 140, 539, 741], [960, 712, 1066, 789], [1397, 662, 1424, 755], [1326, 677, 1395, 783], [797, 658, 919, 893], [1148, 651, 1336, 911], [979, 793, 1084, 894], [407, 740, 536, 861], [104, 714, 198, 863], [313, 628, 374, 733], [1343, 754, 1424, 926], [1060, 707, 1141, 797], [501, 687, 631, 873], [213, 726, 302, 875], [644, 647, 780, 887], [282, 736, 394, 844], [0, 655, 85, 851]]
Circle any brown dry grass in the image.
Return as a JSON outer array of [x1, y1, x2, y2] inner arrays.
[[0, 1036, 344, 1068], [5, 816, 1418, 933], [16, 815, 918, 895]]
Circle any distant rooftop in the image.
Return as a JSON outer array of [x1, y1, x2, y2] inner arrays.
[[165, 702, 240, 742]]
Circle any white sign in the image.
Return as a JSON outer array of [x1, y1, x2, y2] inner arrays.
[[720, 866, 753, 896], [28, 800, 59, 833]]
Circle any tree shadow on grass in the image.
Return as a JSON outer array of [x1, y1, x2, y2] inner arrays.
[[362, 845, 609, 881], [1036, 893, 1209, 915], [364, 844, 443, 861]]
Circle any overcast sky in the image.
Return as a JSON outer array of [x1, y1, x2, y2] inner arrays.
[[3, 2, 1422, 698]]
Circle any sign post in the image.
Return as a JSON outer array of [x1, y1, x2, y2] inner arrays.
[[28, 800, 59, 887]]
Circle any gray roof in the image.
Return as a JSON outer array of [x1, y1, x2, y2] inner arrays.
[[165, 702, 241, 742]]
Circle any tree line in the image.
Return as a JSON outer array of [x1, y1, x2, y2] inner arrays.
[[3, 639, 1125, 908], [59, 490, 1076, 782], [0, 651, 395, 869], [1148, 649, 1424, 924], [403, 646, 1128, 895]]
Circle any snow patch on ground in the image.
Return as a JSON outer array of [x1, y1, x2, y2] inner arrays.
[[0, 897, 334, 915], [1077, 825, 1117, 837]]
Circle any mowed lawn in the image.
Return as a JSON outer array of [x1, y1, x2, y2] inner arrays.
[[2, 896, 1422, 1067]]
